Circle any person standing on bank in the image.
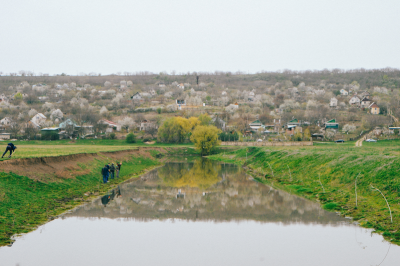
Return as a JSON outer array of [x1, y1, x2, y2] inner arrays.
[[101, 164, 109, 184], [2, 143, 17, 158], [110, 163, 116, 179], [116, 162, 122, 178]]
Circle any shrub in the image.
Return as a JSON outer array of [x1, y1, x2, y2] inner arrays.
[[41, 131, 59, 140], [109, 133, 116, 139], [126, 133, 136, 143]]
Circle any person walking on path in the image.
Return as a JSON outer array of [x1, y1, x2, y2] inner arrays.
[[2, 143, 17, 158], [116, 162, 122, 178], [101, 165, 109, 184], [110, 163, 116, 179]]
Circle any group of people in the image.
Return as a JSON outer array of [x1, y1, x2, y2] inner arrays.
[[101, 162, 122, 183]]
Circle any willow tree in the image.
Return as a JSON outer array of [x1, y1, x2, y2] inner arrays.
[[190, 125, 221, 155]]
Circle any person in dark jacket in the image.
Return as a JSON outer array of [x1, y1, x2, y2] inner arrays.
[[110, 163, 116, 179], [101, 165, 109, 184], [116, 162, 122, 178], [2, 143, 17, 158]]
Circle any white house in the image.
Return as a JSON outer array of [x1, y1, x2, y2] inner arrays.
[[0, 117, 12, 126], [340, 89, 349, 96], [222, 91, 227, 96], [131, 92, 142, 101], [360, 97, 372, 108], [330, 97, 338, 108], [349, 96, 360, 106], [31, 113, 46, 126], [100, 119, 121, 132]]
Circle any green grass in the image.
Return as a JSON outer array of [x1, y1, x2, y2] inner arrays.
[[209, 140, 400, 245], [0, 154, 160, 246], [0, 140, 195, 160]]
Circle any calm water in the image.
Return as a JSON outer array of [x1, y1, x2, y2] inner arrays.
[[1, 159, 399, 266]]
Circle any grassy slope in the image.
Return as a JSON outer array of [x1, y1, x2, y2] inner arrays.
[[209, 140, 400, 245], [0, 151, 162, 246]]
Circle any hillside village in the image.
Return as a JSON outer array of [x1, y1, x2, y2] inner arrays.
[[0, 68, 399, 142]]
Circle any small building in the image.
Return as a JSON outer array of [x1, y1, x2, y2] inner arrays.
[[100, 119, 121, 132], [330, 97, 338, 108], [0, 133, 11, 140], [369, 103, 380, 115], [249, 120, 264, 130], [287, 119, 301, 127], [176, 99, 186, 110], [286, 125, 302, 135], [324, 119, 339, 129], [340, 89, 349, 96], [131, 92, 142, 101], [31, 113, 46, 127], [360, 97, 372, 108], [349, 96, 360, 106], [0, 117, 12, 126]]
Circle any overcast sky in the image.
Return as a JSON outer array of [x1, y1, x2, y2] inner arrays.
[[1, 0, 399, 75]]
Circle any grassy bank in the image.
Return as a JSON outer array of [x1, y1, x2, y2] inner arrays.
[[0, 151, 163, 247], [209, 140, 400, 245]]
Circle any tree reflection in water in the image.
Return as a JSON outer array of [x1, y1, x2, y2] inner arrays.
[[65, 159, 347, 225]]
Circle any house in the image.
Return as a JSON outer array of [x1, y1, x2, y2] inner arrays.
[[330, 97, 338, 108], [286, 125, 302, 135], [340, 89, 348, 96], [359, 91, 370, 99], [0, 133, 11, 140], [176, 98, 186, 106], [149, 89, 156, 96], [178, 83, 184, 89], [59, 119, 78, 129], [31, 113, 46, 127], [139, 120, 157, 131], [158, 83, 166, 87], [0, 94, 9, 103], [221, 91, 227, 96], [249, 120, 264, 130], [287, 119, 301, 127], [131, 92, 142, 101], [324, 119, 339, 129], [0, 117, 12, 126], [100, 119, 121, 132], [349, 96, 360, 106], [360, 97, 372, 108], [285, 119, 302, 135], [369, 103, 380, 114]]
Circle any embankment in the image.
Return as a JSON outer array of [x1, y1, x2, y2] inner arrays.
[[209, 146, 400, 245], [0, 147, 176, 247]]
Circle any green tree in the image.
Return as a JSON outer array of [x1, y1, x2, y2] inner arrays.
[[126, 133, 136, 143], [190, 125, 221, 155], [14, 92, 23, 100], [199, 113, 212, 125], [304, 128, 311, 140]]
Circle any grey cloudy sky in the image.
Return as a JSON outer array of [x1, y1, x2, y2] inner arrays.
[[1, 0, 399, 75]]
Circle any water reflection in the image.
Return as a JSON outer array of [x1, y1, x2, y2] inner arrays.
[[65, 159, 345, 225]]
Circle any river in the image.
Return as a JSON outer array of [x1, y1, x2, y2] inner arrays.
[[1, 159, 399, 265]]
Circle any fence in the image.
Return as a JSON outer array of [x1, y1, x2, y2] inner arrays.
[[220, 141, 313, 147]]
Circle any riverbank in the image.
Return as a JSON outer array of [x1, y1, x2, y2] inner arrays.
[[0, 147, 201, 246], [208, 141, 400, 245]]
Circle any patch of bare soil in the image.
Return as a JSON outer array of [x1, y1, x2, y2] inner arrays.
[[0, 148, 166, 182]]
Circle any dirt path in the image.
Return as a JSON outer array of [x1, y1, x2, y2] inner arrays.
[[355, 136, 366, 147]]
